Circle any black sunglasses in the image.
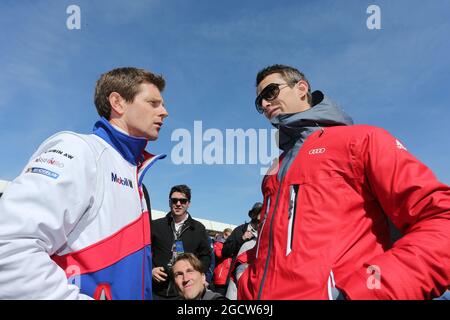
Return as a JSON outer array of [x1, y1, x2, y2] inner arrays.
[[255, 82, 295, 114], [170, 197, 189, 205]]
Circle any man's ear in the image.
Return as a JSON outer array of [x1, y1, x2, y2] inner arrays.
[[202, 273, 206, 285], [297, 80, 309, 101], [108, 92, 126, 116]]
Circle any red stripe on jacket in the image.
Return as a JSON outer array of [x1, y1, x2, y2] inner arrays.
[[52, 212, 150, 276]]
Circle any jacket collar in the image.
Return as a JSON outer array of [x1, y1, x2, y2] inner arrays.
[[166, 212, 194, 227], [93, 117, 148, 166], [270, 91, 354, 152]]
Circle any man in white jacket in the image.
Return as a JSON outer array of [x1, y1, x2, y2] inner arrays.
[[0, 67, 168, 299]]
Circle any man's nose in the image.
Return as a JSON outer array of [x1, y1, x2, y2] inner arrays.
[[261, 99, 271, 111], [160, 105, 169, 119]]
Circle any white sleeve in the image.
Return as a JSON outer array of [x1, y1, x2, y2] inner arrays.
[[0, 132, 97, 299]]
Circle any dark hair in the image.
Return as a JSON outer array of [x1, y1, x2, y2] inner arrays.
[[94, 67, 166, 119], [169, 184, 191, 201], [171, 253, 204, 277], [256, 64, 312, 105], [248, 202, 263, 219]]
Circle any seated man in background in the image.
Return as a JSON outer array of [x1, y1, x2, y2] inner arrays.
[[172, 253, 227, 300]]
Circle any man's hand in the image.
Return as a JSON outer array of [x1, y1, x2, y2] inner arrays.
[[242, 230, 254, 241], [152, 267, 168, 282]]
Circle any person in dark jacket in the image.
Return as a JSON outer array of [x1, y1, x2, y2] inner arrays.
[[151, 184, 211, 300], [205, 235, 215, 286], [172, 253, 227, 300], [221, 202, 262, 259]]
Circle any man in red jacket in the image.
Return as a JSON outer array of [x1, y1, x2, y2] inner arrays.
[[238, 64, 450, 300], [213, 228, 232, 295]]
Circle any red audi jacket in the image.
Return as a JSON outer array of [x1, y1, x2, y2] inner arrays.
[[213, 241, 232, 286], [238, 125, 450, 300]]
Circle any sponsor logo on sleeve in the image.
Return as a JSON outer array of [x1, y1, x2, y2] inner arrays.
[[111, 172, 133, 189], [34, 157, 65, 168], [26, 167, 60, 179], [45, 149, 74, 159]]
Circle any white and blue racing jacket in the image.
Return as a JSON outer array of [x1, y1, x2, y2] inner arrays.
[[0, 118, 165, 299]]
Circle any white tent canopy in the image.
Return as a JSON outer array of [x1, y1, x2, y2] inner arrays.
[[0, 180, 10, 196]]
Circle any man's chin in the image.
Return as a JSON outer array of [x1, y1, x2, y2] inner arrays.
[[267, 112, 282, 121], [145, 128, 160, 141], [183, 290, 200, 300]]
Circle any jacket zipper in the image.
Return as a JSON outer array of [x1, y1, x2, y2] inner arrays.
[[257, 176, 285, 299], [286, 185, 299, 256], [136, 171, 146, 300], [256, 197, 270, 258], [327, 269, 336, 300]]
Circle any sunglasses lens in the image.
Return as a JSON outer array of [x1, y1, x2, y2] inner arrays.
[[263, 84, 279, 101], [255, 84, 280, 114], [255, 96, 264, 113], [171, 198, 188, 204]]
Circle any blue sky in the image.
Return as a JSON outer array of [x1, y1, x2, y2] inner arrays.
[[0, 0, 449, 226]]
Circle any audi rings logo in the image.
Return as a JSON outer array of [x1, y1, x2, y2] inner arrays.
[[308, 148, 326, 155]]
